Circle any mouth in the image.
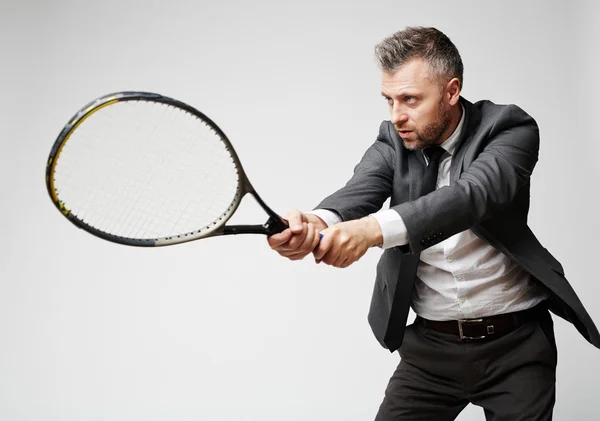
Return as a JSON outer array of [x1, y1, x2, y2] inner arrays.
[[397, 129, 413, 137]]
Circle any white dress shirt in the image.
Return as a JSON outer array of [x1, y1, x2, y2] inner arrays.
[[311, 108, 548, 321]]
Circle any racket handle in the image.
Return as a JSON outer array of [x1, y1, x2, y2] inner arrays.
[[263, 215, 289, 235]]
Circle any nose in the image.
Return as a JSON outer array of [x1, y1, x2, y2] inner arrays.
[[391, 104, 408, 126]]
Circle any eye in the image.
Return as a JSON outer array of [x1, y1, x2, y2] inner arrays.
[[384, 96, 393, 105], [405, 96, 416, 104]]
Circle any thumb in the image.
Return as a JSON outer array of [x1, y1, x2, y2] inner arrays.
[[313, 229, 332, 262], [286, 209, 307, 233]]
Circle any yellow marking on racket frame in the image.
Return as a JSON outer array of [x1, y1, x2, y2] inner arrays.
[[48, 98, 120, 206], [57, 200, 70, 216]]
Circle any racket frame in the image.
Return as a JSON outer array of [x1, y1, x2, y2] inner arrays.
[[46, 91, 287, 247]]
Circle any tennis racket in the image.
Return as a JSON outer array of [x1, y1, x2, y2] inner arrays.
[[46, 91, 288, 247]]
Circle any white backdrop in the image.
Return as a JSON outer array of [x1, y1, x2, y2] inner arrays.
[[1, 1, 599, 420]]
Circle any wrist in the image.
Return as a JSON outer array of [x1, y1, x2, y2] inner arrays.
[[306, 213, 329, 232], [362, 216, 383, 248]]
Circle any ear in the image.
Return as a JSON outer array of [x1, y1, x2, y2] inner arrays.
[[444, 78, 461, 105]]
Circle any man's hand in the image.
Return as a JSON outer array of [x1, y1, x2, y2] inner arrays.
[[267, 210, 327, 261], [313, 216, 383, 268]]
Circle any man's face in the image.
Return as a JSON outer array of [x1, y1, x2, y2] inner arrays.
[[381, 59, 452, 150]]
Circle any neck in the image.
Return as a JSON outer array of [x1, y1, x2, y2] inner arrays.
[[437, 102, 463, 145]]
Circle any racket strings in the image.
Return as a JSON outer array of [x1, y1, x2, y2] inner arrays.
[[52, 100, 240, 240]]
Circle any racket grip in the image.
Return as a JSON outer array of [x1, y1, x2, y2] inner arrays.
[[264, 216, 324, 239], [264, 215, 289, 235]]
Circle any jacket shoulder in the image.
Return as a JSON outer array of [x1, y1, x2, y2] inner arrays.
[[469, 99, 538, 130]]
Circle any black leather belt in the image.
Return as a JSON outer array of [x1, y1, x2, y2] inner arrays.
[[418, 303, 546, 341]]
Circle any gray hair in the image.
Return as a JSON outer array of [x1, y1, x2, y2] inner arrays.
[[374, 27, 464, 88]]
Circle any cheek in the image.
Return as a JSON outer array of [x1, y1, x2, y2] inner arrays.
[[415, 107, 437, 128], [410, 110, 428, 128]]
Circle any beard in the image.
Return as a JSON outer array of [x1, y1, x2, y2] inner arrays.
[[401, 102, 452, 151]]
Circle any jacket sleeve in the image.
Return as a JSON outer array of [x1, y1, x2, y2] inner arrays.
[[392, 104, 540, 254], [315, 121, 396, 220]]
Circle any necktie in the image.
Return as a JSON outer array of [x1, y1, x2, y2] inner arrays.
[[383, 145, 447, 351], [421, 146, 445, 195]]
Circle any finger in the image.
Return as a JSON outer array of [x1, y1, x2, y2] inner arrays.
[[338, 247, 367, 268], [317, 238, 343, 266], [286, 223, 309, 250], [341, 258, 357, 268], [268, 228, 293, 248], [335, 254, 351, 268], [282, 224, 318, 260], [313, 230, 333, 262], [310, 225, 322, 251], [279, 250, 306, 260], [320, 247, 342, 266], [298, 223, 318, 253], [286, 210, 307, 234]]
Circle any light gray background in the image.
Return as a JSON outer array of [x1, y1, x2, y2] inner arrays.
[[1, 1, 599, 420]]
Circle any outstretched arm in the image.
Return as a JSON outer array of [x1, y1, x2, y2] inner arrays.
[[314, 104, 540, 267]]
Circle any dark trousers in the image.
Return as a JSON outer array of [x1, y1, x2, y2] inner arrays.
[[375, 310, 557, 421]]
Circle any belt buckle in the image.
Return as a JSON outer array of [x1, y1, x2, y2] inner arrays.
[[457, 318, 487, 341]]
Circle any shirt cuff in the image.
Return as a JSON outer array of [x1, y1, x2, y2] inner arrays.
[[306, 209, 342, 228], [370, 209, 409, 249]]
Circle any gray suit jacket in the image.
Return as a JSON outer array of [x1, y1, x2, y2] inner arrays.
[[317, 97, 600, 352]]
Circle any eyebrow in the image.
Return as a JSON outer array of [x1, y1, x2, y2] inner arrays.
[[381, 91, 420, 99]]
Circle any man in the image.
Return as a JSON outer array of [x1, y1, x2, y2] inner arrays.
[[268, 27, 600, 420]]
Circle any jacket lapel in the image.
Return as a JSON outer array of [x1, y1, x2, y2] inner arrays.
[[450, 97, 481, 184], [408, 151, 426, 201]]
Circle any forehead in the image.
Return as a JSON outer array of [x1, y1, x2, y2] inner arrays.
[[381, 59, 436, 94]]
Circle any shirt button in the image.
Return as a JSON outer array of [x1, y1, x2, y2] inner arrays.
[[455, 275, 463, 281], [459, 298, 466, 303], [447, 256, 453, 262]]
